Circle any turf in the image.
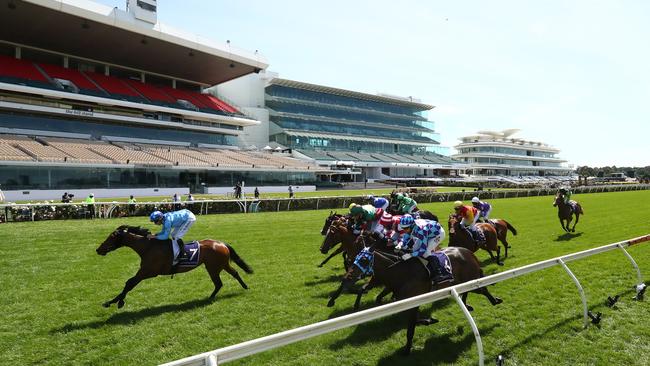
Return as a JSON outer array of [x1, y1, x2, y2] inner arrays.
[[1, 190, 649, 365]]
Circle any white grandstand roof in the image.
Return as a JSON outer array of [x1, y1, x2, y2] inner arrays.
[[3, 0, 268, 85]]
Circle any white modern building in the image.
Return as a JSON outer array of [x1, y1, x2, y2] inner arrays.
[[453, 129, 573, 176]]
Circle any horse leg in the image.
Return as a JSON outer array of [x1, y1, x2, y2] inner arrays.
[[401, 307, 418, 355], [559, 217, 568, 232], [571, 214, 579, 232], [473, 287, 503, 306], [225, 267, 248, 291], [354, 280, 377, 311], [208, 273, 223, 299], [318, 246, 343, 267], [102, 271, 150, 309], [327, 282, 346, 307], [375, 287, 392, 305], [461, 292, 473, 312], [495, 246, 503, 266]]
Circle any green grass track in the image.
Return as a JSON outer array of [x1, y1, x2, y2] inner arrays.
[[1, 190, 649, 365]]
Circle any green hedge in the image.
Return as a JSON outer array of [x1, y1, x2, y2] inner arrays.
[[1, 184, 648, 222]]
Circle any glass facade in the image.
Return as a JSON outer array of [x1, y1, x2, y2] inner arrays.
[[0, 112, 237, 146], [458, 146, 556, 158], [266, 83, 444, 154], [0, 165, 316, 190]]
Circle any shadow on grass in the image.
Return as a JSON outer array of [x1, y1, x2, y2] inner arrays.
[[304, 274, 343, 286], [51, 294, 237, 334], [376, 324, 497, 366], [555, 232, 583, 242]]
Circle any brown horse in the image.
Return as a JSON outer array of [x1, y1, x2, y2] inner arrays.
[[448, 215, 503, 265], [96, 225, 252, 308], [320, 217, 363, 270], [328, 245, 502, 355], [485, 219, 517, 258], [553, 193, 584, 232]]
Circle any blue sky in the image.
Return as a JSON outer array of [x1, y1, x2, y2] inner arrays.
[[96, 0, 650, 167]]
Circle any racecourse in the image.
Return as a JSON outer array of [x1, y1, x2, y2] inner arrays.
[[1, 190, 650, 365]]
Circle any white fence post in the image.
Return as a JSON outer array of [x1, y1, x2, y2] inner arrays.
[[558, 259, 589, 328], [451, 288, 483, 366], [206, 353, 218, 366], [617, 244, 644, 287]]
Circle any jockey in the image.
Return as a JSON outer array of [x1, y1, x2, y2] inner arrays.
[[395, 193, 417, 215], [471, 197, 492, 222], [149, 208, 196, 263], [559, 186, 572, 205], [395, 214, 449, 281], [349, 203, 385, 238], [453, 201, 484, 244], [367, 195, 390, 210]]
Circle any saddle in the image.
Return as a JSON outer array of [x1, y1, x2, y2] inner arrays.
[[568, 200, 579, 213], [173, 241, 200, 267]]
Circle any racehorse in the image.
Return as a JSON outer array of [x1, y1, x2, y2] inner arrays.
[[485, 219, 517, 258], [448, 215, 503, 265], [553, 193, 584, 232], [96, 225, 252, 308], [327, 244, 502, 355], [317, 212, 345, 267], [320, 217, 363, 270]]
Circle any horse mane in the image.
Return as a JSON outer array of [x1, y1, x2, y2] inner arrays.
[[116, 225, 151, 237]]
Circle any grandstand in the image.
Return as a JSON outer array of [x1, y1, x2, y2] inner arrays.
[[0, 0, 330, 201], [453, 129, 574, 177], [216, 73, 467, 182]]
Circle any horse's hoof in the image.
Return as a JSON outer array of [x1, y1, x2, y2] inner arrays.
[[117, 300, 125, 309], [102, 302, 110, 308], [327, 299, 336, 307], [317, 264, 323, 268], [465, 304, 474, 312], [494, 297, 503, 305]]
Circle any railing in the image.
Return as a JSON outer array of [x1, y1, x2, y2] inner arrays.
[[160, 234, 650, 366], [1, 184, 649, 222]]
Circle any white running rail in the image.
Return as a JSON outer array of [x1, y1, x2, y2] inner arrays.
[[160, 234, 650, 366]]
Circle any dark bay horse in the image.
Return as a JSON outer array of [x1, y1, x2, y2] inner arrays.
[[320, 216, 363, 270], [448, 215, 503, 265], [328, 246, 502, 355], [553, 193, 584, 232], [318, 212, 345, 267], [96, 225, 253, 308]]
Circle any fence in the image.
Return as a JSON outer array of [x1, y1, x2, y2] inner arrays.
[[1, 184, 649, 223], [159, 234, 650, 366]]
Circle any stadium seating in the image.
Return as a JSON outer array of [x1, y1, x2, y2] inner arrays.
[[0, 55, 53, 89], [122, 79, 180, 107], [82, 71, 147, 103], [44, 138, 113, 164], [36, 63, 105, 97]]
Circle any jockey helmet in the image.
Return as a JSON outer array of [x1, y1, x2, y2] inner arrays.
[[398, 214, 415, 230], [349, 205, 364, 216], [453, 201, 463, 209], [471, 197, 480, 203], [349, 203, 357, 210], [149, 210, 163, 222], [367, 194, 375, 200]]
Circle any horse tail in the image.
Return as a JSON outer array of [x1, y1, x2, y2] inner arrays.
[[505, 221, 517, 236], [225, 244, 253, 274]]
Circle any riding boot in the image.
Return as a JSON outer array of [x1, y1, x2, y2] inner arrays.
[[177, 239, 187, 261]]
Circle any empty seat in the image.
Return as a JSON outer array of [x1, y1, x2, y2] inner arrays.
[[37, 63, 101, 92], [82, 71, 146, 102]]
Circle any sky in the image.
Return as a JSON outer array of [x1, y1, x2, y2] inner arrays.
[[95, 0, 650, 167]]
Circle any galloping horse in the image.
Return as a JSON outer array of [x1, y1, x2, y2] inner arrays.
[[320, 217, 363, 270], [96, 225, 253, 308], [448, 215, 503, 265], [553, 193, 584, 232], [486, 219, 517, 258], [317, 212, 345, 267], [327, 244, 502, 355]]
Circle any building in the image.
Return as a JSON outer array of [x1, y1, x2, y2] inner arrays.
[[217, 72, 464, 182], [453, 129, 573, 177], [0, 0, 322, 200]]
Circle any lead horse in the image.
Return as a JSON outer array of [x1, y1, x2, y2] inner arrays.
[[553, 193, 584, 232], [96, 225, 253, 308]]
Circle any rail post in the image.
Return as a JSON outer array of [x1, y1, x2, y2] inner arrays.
[[451, 288, 483, 366], [558, 258, 588, 328]]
